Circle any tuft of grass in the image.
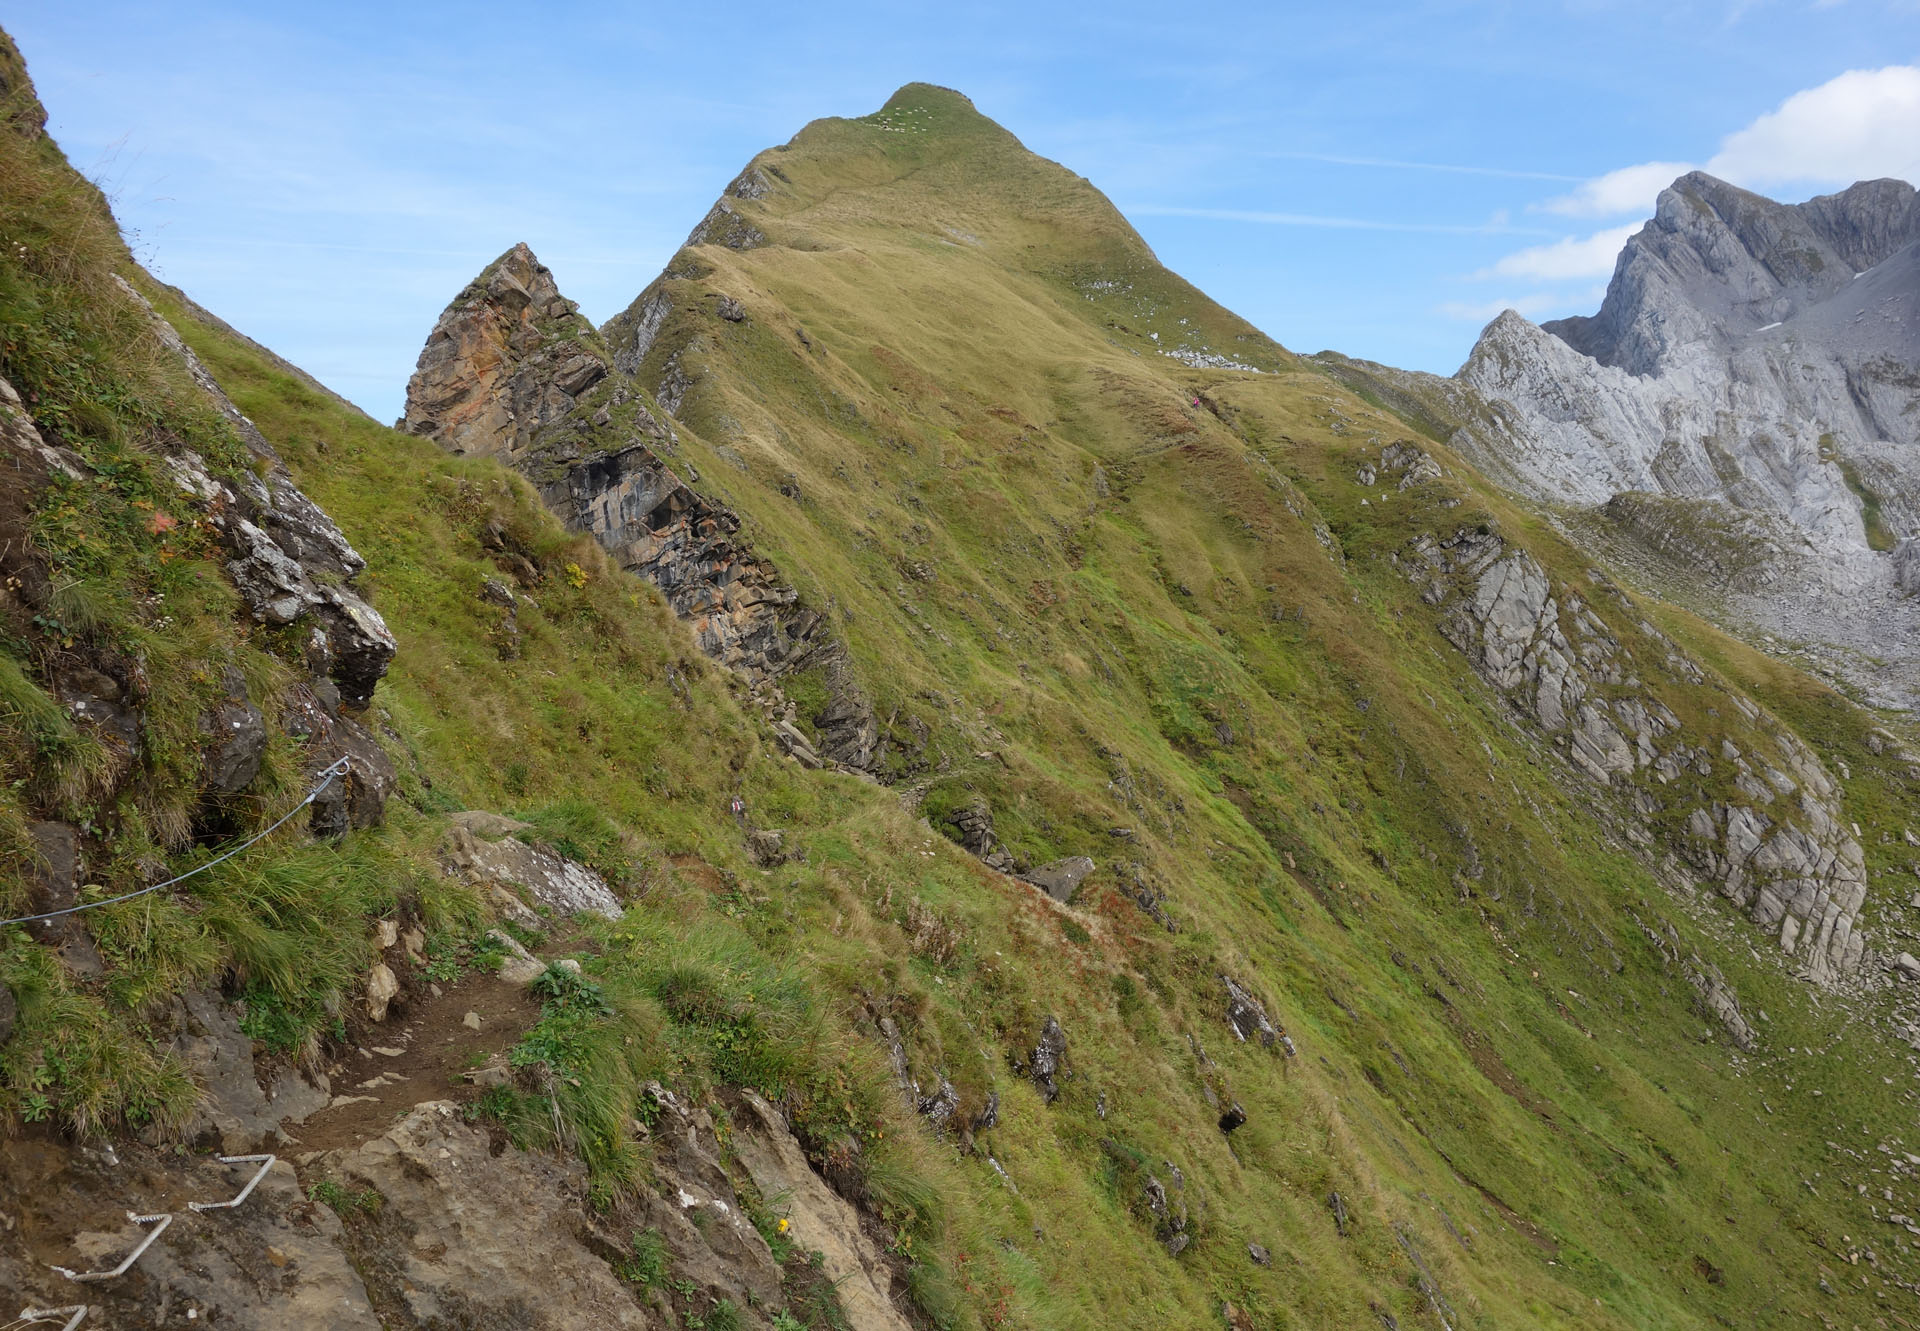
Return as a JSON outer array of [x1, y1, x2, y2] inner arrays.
[[307, 1177, 382, 1216], [0, 938, 197, 1136], [615, 1226, 670, 1287], [515, 796, 637, 888]]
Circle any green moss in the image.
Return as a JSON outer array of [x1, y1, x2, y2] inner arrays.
[[1834, 455, 1896, 551]]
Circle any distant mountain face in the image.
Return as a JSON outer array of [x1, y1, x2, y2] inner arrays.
[[1432, 173, 1920, 706], [1546, 173, 1920, 376]]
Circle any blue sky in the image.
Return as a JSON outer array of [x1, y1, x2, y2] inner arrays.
[[10, 2, 1920, 421]]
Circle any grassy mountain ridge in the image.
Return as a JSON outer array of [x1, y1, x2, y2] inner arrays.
[[4, 43, 1920, 1329], [401, 79, 1920, 1325]]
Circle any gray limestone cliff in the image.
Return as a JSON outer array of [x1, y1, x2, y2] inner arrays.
[[1398, 510, 1870, 987], [1333, 173, 1920, 707]]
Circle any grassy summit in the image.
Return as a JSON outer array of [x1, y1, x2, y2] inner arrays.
[[4, 43, 1919, 1329]]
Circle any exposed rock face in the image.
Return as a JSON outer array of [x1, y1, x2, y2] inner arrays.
[[400, 242, 608, 461], [168, 989, 330, 1151], [1447, 173, 1920, 705], [1023, 855, 1095, 903], [552, 441, 830, 688], [440, 810, 624, 919], [1029, 1015, 1067, 1102], [629, 1083, 786, 1315], [326, 1102, 651, 1329], [1548, 174, 1920, 376], [0, 1144, 381, 1330], [1404, 527, 1869, 985], [116, 277, 397, 714], [732, 1090, 915, 1331], [1, 280, 397, 842], [1221, 974, 1282, 1049], [401, 242, 885, 775]]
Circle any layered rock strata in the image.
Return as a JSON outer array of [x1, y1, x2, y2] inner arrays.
[[401, 242, 882, 772], [1403, 525, 1868, 985]]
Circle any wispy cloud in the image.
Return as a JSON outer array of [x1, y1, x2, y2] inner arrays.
[[1252, 150, 1582, 183], [1540, 161, 1697, 216], [1473, 225, 1639, 281], [1129, 205, 1557, 236]]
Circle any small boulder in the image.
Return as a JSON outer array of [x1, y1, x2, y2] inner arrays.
[[1248, 1242, 1271, 1267], [747, 828, 787, 867], [1030, 1016, 1067, 1103], [1894, 952, 1920, 982], [365, 963, 400, 1022], [1218, 1103, 1247, 1134], [1024, 856, 1095, 904], [916, 1077, 959, 1130], [1222, 974, 1281, 1048], [488, 929, 546, 986]]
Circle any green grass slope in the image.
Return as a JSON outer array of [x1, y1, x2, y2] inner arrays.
[[4, 52, 1919, 1331], [573, 83, 1920, 1326]]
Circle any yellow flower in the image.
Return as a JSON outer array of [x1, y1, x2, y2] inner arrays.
[[777, 1218, 790, 1234]]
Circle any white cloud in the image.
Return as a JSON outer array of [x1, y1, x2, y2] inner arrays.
[[1538, 66, 1920, 221], [1474, 224, 1639, 281], [1706, 65, 1920, 187], [1541, 161, 1696, 216]]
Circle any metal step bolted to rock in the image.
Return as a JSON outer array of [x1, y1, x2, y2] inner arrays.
[[15, 1154, 276, 1328]]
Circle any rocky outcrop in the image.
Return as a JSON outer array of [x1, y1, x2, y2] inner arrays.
[[549, 440, 831, 688], [0, 1142, 381, 1329], [116, 276, 396, 714], [401, 244, 885, 775], [1445, 174, 1920, 706], [1222, 974, 1292, 1053], [168, 990, 331, 1151], [1028, 1015, 1067, 1103], [732, 1089, 914, 1331], [324, 1102, 652, 1329], [439, 810, 623, 920], [1403, 526, 1869, 985], [1, 280, 397, 839], [400, 243, 608, 461], [945, 798, 1015, 873], [1023, 855, 1095, 903]]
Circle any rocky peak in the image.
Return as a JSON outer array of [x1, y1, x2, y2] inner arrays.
[[1545, 171, 1920, 376], [1446, 171, 1920, 705], [400, 242, 608, 460], [402, 238, 885, 775]]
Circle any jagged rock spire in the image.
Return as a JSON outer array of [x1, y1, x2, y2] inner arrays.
[[401, 242, 609, 460]]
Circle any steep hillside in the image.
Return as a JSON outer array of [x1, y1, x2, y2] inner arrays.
[[7, 46, 1920, 1331]]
